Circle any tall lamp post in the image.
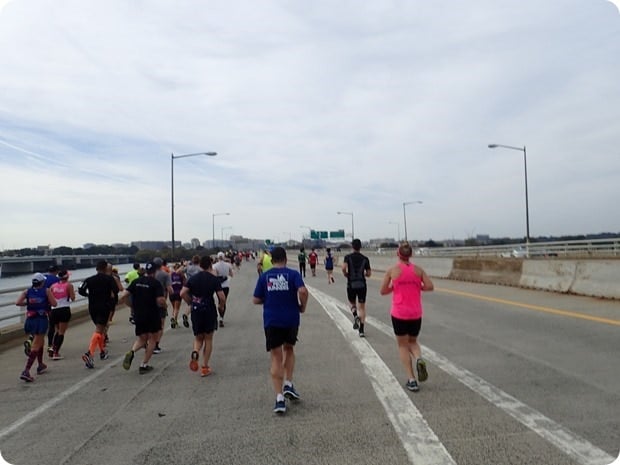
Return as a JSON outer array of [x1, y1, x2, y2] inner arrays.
[[171, 151, 217, 259], [337, 211, 354, 239], [388, 221, 401, 242], [212, 212, 230, 249], [488, 144, 530, 245], [403, 201, 422, 242]]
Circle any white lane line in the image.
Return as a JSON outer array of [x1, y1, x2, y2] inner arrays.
[[308, 286, 456, 465], [360, 314, 615, 465], [0, 356, 121, 441]]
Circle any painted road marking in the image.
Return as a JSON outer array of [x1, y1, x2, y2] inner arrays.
[[308, 285, 457, 465], [436, 287, 620, 327], [344, 302, 613, 465]]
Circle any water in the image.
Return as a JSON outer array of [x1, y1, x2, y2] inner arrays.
[[0, 263, 134, 328]]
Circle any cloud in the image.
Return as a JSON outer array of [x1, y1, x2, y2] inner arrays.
[[0, 0, 619, 249]]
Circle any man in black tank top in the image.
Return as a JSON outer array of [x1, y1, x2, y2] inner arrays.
[[342, 239, 371, 337]]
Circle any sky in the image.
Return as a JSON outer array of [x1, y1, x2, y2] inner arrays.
[[1, 0, 619, 250]]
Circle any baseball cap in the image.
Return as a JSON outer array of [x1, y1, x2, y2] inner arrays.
[[32, 273, 46, 285], [58, 270, 70, 280], [217, 252, 225, 259], [145, 262, 157, 273], [152, 257, 163, 266], [48, 265, 59, 273]]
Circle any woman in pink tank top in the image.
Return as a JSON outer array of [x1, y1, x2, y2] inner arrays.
[[380, 241, 434, 392]]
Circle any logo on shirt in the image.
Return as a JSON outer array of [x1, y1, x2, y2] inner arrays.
[[267, 274, 289, 292]]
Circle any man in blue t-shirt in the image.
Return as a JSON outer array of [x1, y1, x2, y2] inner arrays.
[[253, 246, 308, 414]]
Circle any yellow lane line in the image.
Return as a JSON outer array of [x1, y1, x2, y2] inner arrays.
[[435, 287, 620, 327]]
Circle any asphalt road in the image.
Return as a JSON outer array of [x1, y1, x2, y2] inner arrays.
[[0, 259, 618, 465]]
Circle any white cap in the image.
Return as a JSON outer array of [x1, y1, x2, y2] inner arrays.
[[217, 252, 225, 259], [32, 273, 46, 284]]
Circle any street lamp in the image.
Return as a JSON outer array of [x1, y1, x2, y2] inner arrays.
[[337, 211, 354, 239], [300, 225, 312, 243], [388, 221, 401, 242], [488, 144, 530, 244], [403, 201, 422, 242], [171, 151, 217, 260], [212, 212, 230, 249]]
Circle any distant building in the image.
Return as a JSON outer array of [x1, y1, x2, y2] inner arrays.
[[190, 238, 201, 249], [131, 241, 175, 250]]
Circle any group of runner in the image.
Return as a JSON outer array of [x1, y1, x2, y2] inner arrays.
[[15, 240, 434, 412]]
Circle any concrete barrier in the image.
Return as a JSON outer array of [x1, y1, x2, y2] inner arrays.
[[520, 260, 577, 293], [449, 257, 523, 287], [570, 260, 620, 299]]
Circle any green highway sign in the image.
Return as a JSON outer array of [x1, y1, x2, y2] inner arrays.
[[330, 230, 345, 239]]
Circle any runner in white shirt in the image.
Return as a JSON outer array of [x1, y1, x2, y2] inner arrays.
[[212, 252, 233, 327]]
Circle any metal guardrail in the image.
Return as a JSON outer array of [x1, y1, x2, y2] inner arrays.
[[371, 237, 620, 259]]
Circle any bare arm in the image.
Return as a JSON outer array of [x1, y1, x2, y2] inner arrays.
[[298, 286, 309, 313], [156, 296, 166, 308], [341, 260, 348, 277], [180, 286, 191, 305], [15, 290, 27, 306], [46, 288, 58, 308], [216, 290, 226, 310], [418, 267, 434, 291], [68, 283, 76, 301], [379, 269, 393, 295]]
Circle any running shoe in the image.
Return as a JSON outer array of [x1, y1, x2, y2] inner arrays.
[[416, 358, 428, 382], [100, 349, 109, 361], [139, 365, 153, 375], [189, 351, 199, 372], [129, 316, 135, 325], [358, 330, 365, 338], [23, 339, 32, 356], [52, 352, 64, 361], [273, 400, 286, 414], [406, 379, 419, 392], [283, 384, 300, 400], [200, 366, 212, 377], [47, 346, 54, 357], [20, 371, 34, 382], [182, 314, 190, 328], [122, 350, 134, 370], [353, 316, 360, 330], [219, 319, 224, 328], [153, 345, 162, 354], [82, 352, 95, 369], [37, 363, 48, 375], [170, 317, 177, 329]]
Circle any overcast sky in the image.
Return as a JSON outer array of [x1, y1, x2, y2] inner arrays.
[[1, 0, 619, 250]]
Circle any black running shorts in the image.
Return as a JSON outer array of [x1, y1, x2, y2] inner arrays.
[[191, 308, 217, 335], [346, 286, 367, 304], [264, 326, 298, 352], [391, 316, 422, 337], [50, 307, 72, 324]]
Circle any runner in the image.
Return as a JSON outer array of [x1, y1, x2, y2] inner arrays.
[[297, 247, 307, 278], [169, 263, 186, 329], [23, 265, 59, 357], [213, 252, 233, 327], [16, 273, 58, 382], [152, 257, 172, 353], [48, 269, 76, 360], [342, 239, 372, 337], [105, 264, 124, 344], [379, 241, 434, 392], [181, 255, 202, 328], [121, 262, 165, 374], [180, 256, 226, 377], [324, 248, 335, 284], [124, 263, 141, 324], [308, 248, 318, 277], [257, 248, 273, 275], [252, 246, 308, 414], [78, 260, 117, 369]]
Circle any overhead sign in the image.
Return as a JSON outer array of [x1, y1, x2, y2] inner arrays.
[[330, 230, 345, 239]]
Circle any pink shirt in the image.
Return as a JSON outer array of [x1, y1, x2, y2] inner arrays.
[[390, 262, 423, 320]]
